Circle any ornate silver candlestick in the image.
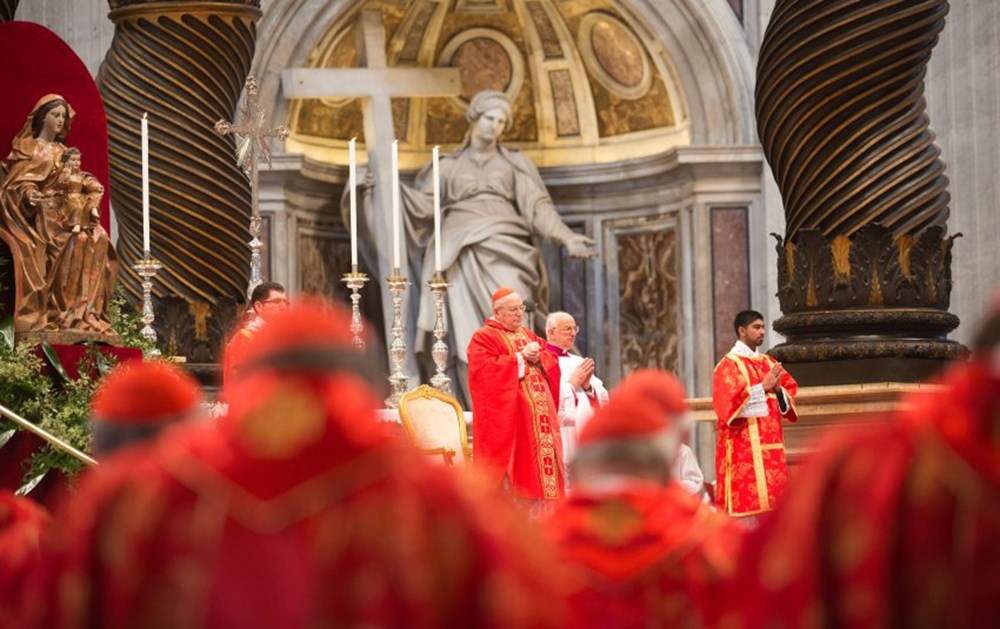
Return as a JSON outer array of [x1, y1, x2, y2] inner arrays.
[[133, 255, 162, 356], [427, 273, 451, 393], [247, 215, 264, 298], [340, 267, 369, 350], [385, 271, 409, 408]]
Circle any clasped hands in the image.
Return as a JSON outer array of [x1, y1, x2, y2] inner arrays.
[[761, 362, 785, 393], [521, 342, 541, 365], [567, 357, 595, 391]]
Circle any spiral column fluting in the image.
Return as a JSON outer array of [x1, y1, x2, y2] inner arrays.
[[757, 0, 964, 383], [0, 0, 20, 22], [99, 0, 261, 362]]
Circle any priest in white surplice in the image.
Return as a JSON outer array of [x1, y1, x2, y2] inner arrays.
[[543, 312, 609, 467]]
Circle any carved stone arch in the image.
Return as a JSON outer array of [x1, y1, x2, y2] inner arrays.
[[252, 0, 360, 134], [621, 0, 757, 145], [252, 0, 757, 147]]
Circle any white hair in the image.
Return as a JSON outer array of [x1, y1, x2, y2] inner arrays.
[[570, 413, 692, 483], [545, 311, 573, 332]]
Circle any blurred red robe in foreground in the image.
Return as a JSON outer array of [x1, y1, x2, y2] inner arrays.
[[547, 370, 742, 628], [723, 353, 1000, 629], [551, 482, 739, 628], [0, 491, 50, 627], [23, 302, 566, 629]]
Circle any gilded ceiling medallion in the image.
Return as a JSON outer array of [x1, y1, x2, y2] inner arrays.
[[578, 12, 651, 101], [439, 28, 525, 106]]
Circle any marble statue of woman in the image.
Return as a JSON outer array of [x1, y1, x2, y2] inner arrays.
[[0, 94, 118, 340], [402, 90, 595, 401]]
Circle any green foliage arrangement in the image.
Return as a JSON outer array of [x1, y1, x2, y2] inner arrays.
[[0, 277, 153, 490]]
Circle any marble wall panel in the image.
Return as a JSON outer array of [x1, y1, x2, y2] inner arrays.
[[710, 206, 750, 361], [298, 226, 351, 303], [526, 1, 563, 59], [615, 225, 680, 378], [549, 69, 581, 137]]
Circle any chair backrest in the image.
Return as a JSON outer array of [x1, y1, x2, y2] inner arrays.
[[398, 385, 469, 466]]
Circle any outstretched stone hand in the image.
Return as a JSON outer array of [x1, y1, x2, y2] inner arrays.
[[564, 233, 597, 259]]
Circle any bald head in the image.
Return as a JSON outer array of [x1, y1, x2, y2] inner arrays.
[[545, 311, 578, 350]]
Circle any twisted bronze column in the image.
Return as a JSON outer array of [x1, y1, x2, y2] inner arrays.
[[757, 0, 964, 383], [0, 0, 19, 22], [99, 0, 261, 363]]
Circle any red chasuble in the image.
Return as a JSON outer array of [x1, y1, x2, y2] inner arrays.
[[22, 374, 566, 628], [546, 481, 741, 629], [713, 351, 798, 517], [468, 319, 564, 500], [725, 357, 1000, 629]]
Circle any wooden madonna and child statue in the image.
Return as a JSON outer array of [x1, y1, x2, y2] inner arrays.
[[0, 94, 118, 345]]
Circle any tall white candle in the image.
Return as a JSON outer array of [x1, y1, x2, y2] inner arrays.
[[141, 113, 150, 253], [349, 137, 358, 268], [432, 146, 442, 272], [391, 139, 400, 271]]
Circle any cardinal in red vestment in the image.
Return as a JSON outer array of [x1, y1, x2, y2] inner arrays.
[[713, 310, 798, 521], [467, 287, 564, 506], [22, 299, 567, 628], [720, 302, 1000, 629], [546, 369, 742, 628]]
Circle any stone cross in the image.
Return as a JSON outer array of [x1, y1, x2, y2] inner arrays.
[[281, 8, 461, 377], [215, 75, 290, 300]]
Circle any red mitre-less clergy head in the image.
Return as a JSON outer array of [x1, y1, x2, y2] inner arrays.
[[90, 360, 204, 455], [222, 299, 388, 497], [578, 369, 688, 446], [492, 286, 516, 304], [91, 360, 202, 425]]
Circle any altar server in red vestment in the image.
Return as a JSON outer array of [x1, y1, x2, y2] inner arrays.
[[222, 281, 288, 386], [468, 287, 564, 508], [0, 491, 50, 627], [719, 303, 1000, 629], [713, 309, 798, 523], [22, 300, 566, 629], [89, 359, 204, 456], [547, 370, 742, 629]]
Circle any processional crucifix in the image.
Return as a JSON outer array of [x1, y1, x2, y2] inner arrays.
[[281, 9, 461, 399], [215, 76, 291, 302]]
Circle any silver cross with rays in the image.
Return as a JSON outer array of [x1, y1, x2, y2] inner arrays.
[[215, 75, 290, 301]]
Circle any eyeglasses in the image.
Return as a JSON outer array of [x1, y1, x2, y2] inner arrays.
[[261, 298, 289, 306], [500, 305, 526, 312]]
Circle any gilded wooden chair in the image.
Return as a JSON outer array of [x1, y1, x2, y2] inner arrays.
[[398, 385, 471, 467]]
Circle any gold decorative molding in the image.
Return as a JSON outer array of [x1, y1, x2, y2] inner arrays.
[[689, 382, 942, 462]]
